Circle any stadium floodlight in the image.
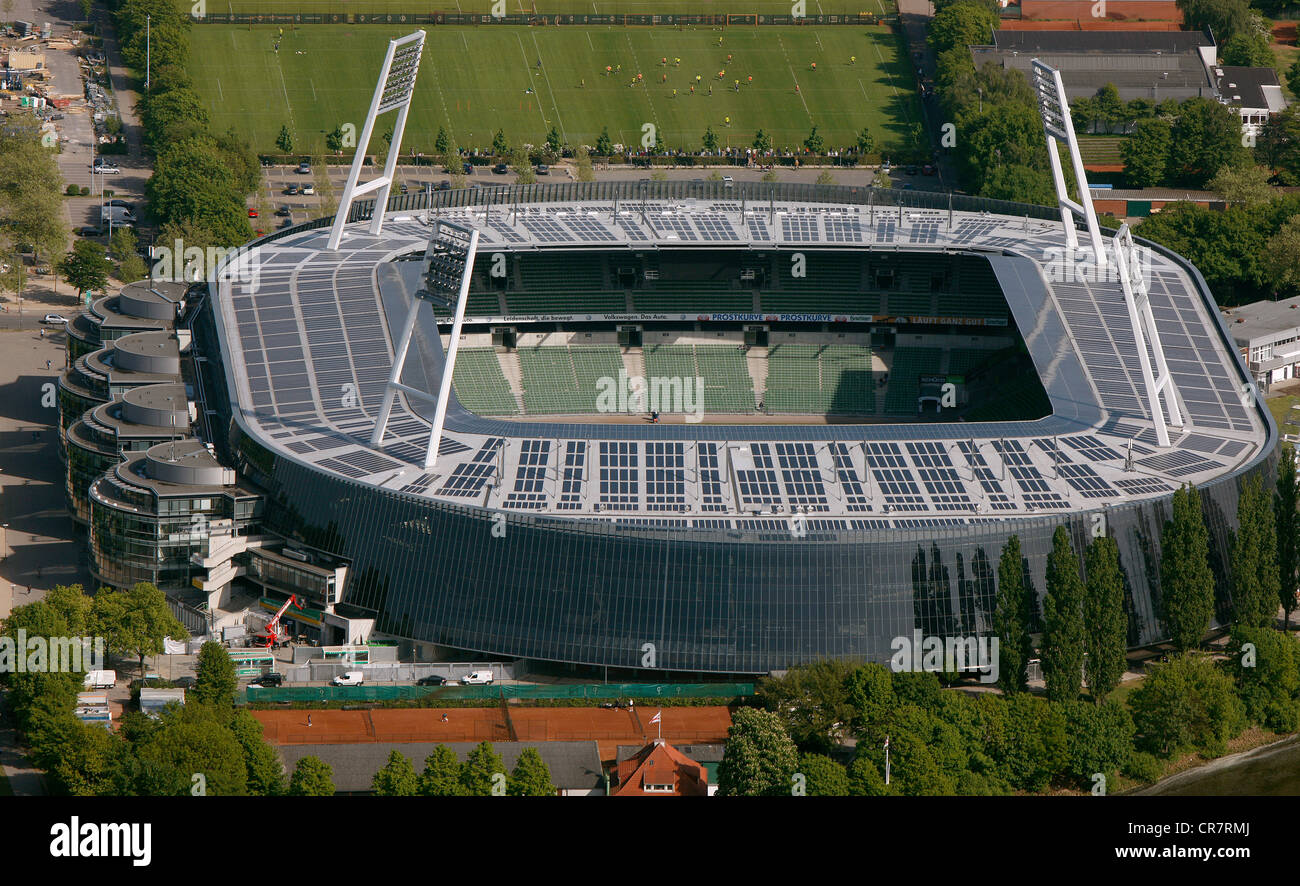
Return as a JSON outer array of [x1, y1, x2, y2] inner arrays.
[[1031, 60, 1106, 264], [1034, 59, 1183, 447], [327, 30, 426, 251], [1113, 223, 1183, 447], [369, 219, 480, 469]]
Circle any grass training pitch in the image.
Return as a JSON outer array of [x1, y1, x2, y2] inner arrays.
[[188, 23, 921, 157]]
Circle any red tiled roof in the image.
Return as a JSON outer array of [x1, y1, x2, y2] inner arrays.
[[612, 739, 708, 797]]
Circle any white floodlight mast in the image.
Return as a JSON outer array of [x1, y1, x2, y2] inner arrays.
[[327, 30, 426, 251], [1031, 60, 1106, 263], [368, 221, 480, 471], [1032, 59, 1183, 447]]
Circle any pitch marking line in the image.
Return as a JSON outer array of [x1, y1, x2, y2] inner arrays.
[[530, 31, 570, 146], [515, 32, 553, 132]]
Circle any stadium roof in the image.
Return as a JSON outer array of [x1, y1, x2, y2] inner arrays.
[[208, 190, 1269, 530]]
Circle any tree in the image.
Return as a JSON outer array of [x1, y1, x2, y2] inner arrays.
[[93, 582, 187, 677], [1208, 162, 1274, 206], [1063, 699, 1134, 787], [459, 742, 506, 796], [594, 127, 613, 158], [1230, 473, 1279, 628], [51, 720, 124, 796], [803, 125, 825, 155], [1264, 216, 1300, 296], [1042, 526, 1086, 702], [135, 704, 248, 795], [815, 170, 836, 185], [511, 144, 536, 185], [716, 707, 799, 796], [325, 127, 344, 154], [1228, 625, 1300, 732], [979, 163, 1054, 206], [1130, 652, 1246, 757], [60, 240, 112, 297], [1160, 484, 1216, 651], [752, 129, 774, 153], [1176, 0, 1255, 43], [875, 171, 892, 190], [1277, 445, 1300, 627], [702, 125, 719, 153], [229, 709, 285, 796], [492, 128, 510, 157], [1257, 105, 1300, 186], [928, 0, 999, 56], [796, 753, 850, 796], [1220, 30, 1274, 67], [419, 746, 463, 796], [1122, 118, 1173, 188], [1168, 97, 1250, 188], [193, 641, 238, 707], [434, 126, 449, 156], [758, 659, 860, 754], [41, 583, 94, 637], [574, 145, 595, 182], [1083, 536, 1128, 703], [444, 132, 466, 189], [856, 126, 875, 156], [288, 756, 335, 796], [507, 748, 555, 796], [545, 126, 561, 155], [994, 535, 1032, 693], [371, 749, 419, 796]]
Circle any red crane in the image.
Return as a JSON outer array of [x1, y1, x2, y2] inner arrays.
[[258, 595, 299, 649]]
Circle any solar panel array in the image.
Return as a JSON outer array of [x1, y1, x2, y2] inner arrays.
[[215, 199, 1265, 526]]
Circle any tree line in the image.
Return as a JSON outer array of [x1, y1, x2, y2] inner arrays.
[[718, 447, 1300, 795], [111, 0, 260, 249]]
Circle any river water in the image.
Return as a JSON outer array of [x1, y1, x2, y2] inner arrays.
[[1138, 737, 1300, 796]]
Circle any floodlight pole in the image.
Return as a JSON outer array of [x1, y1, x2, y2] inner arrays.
[[328, 31, 426, 251], [1032, 59, 1183, 447], [423, 228, 479, 469]]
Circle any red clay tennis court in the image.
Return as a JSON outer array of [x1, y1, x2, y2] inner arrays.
[[252, 705, 733, 762]]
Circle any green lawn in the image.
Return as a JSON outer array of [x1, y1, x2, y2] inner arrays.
[[191, 0, 895, 16], [188, 24, 920, 156], [1267, 393, 1300, 436]]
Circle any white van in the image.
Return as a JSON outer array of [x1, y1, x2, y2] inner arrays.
[[83, 670, 117, 689], [461, 670, 494, 685], [331, 671, 364, 686]]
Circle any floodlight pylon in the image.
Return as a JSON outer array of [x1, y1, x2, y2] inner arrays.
[[369, 220, 480, 469], [327, 30, 426, 251], [1031, 60, 1106, 264], [1033, 59, 1183, 447]]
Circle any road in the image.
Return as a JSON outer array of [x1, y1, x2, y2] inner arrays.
[[0, 329, 95, 621]]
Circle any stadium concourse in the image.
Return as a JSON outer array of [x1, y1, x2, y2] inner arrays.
[[172, 178, 1278, 676]]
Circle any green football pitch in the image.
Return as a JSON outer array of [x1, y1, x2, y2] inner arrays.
[[187, 23, 921, 157]]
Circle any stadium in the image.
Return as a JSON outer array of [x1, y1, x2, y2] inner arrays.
[[68, 41, 1275, 678]]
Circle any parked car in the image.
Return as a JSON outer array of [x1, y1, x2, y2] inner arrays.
[[462, 161, 473, 175], [416, 674, 447, 686], [284, 184, 300, 195], [42, 313, 69, 324], [77, 226, 103, 238], [398, 182, 408, 194], [105, 198, 134, 210], [276, 205, 291, 217], [248, 208, 259, 218], [302, 184, 315, 195], [92, 162, 119, 174], [922, 164, 936, 176], [723, 176, 734, 188], [535, 164, 549, 175], [171, 676, 197, 689], [332, 671, 364, 686], [296, 160, 312, 174], [249, 672, 283, 687], [460, 670, 494, 685], [437, 180, 452, 190], [493, 163, 508, 175]]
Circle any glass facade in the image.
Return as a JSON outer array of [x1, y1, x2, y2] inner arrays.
[[232, 424, 1270, 674], [88, 465, 258, 592]]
